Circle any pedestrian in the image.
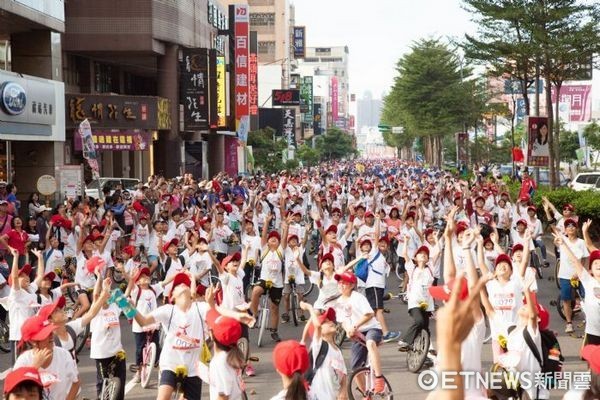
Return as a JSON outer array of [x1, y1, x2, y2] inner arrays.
[[271, 340, 313, 400], [2, 367, 44, 400]]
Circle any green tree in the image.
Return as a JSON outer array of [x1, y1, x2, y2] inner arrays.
[[296, 144, 320, 167], [247, 128, 286, 173], [559, 126, 579, 163], [314, 128, 357, 160], [382, 38, 488, 166]]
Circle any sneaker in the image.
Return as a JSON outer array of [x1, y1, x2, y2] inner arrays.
[[271, 331, 282, 342], [245, 363, 256, 377], [281, 313, 290, 323], [397, 340, 410, 351], [299, 314, 307, 322], [382, 331, 400, 343], [565, 323, 574, 333], [374, 376, 386, 393], [132, 371, 141, 383]]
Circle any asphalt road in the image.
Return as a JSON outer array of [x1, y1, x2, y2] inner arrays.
[[0, 239, 590, 399]]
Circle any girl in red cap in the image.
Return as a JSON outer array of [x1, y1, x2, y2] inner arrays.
[[3, 367, 44, 400], [271, 340, 313, 400]]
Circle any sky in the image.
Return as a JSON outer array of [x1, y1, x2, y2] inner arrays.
[[293, 0, 479, 100]]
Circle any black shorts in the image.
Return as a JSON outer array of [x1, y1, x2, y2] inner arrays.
[[159, 370, 202, 400], [257, 280, 283, 305], [584, 333, 600, 346], [365, 287, 385, 310]]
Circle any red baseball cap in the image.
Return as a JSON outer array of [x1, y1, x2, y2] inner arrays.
[[268, 231, 281, 241], [516, 219, 528, 226], [495, 253, 513, 268], [318, 307, 337, 324], [206, 309, 242, 347], [581, 345, 600, 374], [334, 271, 357, 285], [134, 267, 151, 283], [325, 225, 338, 235], [512, 243, 524, 253], [455, 222, 468, 235], [172, 272, 191, 289], [429, 277, 469, 302], [43, 271, 56, 282], [121, 245, 136, 257], [221, 252, 241, 269], [162, 238, 179, 253], [273, 340, 309, 377], [563, 203, 575, 212], [415, 245, 429, 258], [38, 296, 66, 320], [364, 211, 375, 218], [320, 253, 334, 269], [564, 218, 578, 228], [527, 205, 537, 213], [359, 238, 372, 248], [287, 234, 299, 243], [589, 250, 600, 267], [21, 315, 57, 343], [3, 367, 43, 394], [85, 255, 106, 274]]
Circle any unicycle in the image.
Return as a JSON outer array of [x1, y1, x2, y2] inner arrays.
[[406, 329, 430, 373]]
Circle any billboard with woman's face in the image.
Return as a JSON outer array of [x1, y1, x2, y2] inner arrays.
[[527, 116, 549, 167]]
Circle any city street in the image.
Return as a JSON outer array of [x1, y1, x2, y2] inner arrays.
[[0, 239, 589, 399]]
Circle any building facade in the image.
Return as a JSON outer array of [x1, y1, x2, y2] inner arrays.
[[0, 0, 66, 198]]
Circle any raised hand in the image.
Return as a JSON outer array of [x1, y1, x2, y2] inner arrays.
[[582, 219, 592, 234]]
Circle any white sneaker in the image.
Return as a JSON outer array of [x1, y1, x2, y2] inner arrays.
[[565, 323, 574, 333]]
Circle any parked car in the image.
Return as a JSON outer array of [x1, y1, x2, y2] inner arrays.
[[569, 172, 600, 191], [85, 177, 140, 200], [535, 169, 570, 187]]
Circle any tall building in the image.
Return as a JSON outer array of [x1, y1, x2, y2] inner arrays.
[[0, 0, 66, 197], [357, 91, 382, 131], [63, 0, 226, 179], [298, 46, 350, 131]]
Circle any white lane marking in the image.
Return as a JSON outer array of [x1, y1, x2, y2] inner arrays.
[[124, 379, 138, 394]]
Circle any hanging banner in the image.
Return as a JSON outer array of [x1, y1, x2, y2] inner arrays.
[[526, 116, 549, 167], [283, 108, 296, 146], [216, 56, 227, 128], [293, 26, 306, 59], [313, 103, 322, 135], [516, 98, 527, 124], [180, 48, 209, 130], [208, 49, 218, 129], [551, 84, 592, 122], [249, 31, 259, 117], [300, 76, 313, 123], [331, 76, 338, 123], [232, 4, 250, 134], [74, 130, 150, 152], [456, 132, 468, 164], [224, 136, 239, 177], [78, 119, 99, 179]]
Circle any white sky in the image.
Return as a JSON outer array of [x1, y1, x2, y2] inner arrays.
[[293, 0, 478, 100]]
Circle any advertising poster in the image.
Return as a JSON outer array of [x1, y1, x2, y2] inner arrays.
[[313, 103, 322, 135], [551, 84, 592, 122], [74, 130, 150, 152], [78, 119, 99, 179], [233, 4, 250, 136], [224, 136, 239, 177], [180, 48, 209, 130], [526, 116, 549, 167], [331, 76, 338, 123], [300, 76, 313, 124], [216, 56, 227, 127]]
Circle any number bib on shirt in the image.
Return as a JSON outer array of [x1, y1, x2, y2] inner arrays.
[[492, 292, 516, 311], [103, 310, 120, 329]]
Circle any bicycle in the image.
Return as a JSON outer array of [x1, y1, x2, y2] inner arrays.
[[285, 275, 302, 326], [170, 365, 187, 400], [139, 330, 158, 389], [99, 350, 125, 400], [347, 334, 393, 400], [255, 280, 273, 348], [406, 328, 431, 373], [63, 288, 92, 355]]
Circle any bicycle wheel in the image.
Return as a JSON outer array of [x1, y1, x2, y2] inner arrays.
[[407, 329, 430, 373], [530, 251, 542, 279], [334, 324, 346, 348], [75, 323, 90, 355], [554, 259, 561, 289], [257, 307, 268, 348], [237, 337, 250, 363], [0, 316, 10, 353], [140, 342, 156, 389], [100, 377, 121, 400], [482, 313, 492, 344], [348, 367, 393, 400], [290, 292, 299, 327]]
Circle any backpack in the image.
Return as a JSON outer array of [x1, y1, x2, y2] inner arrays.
[[54, 325, 78, 361], [36, 291, 54, 305], [163, 255, 185, 276], [354, 252, 382, 282], [134, 285, 157, 306], [523, 327, 563, 394], [305, 340, 329, 384]]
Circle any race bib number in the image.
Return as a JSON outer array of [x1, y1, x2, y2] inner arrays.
[[104, 312, 120, 329], [493, 293, 515, 311]]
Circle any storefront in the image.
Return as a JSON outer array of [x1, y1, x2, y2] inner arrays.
[[0, 70, 65, 194], [65, 94, 171, 182]]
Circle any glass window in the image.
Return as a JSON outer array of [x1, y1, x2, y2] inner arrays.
[[0, 39, 10, 71]]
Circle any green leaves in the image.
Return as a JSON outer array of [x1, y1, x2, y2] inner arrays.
[[314, 128, 357, 161]]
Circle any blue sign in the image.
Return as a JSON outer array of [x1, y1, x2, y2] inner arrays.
[[504, 79, 543, 95], [293, 27, 305, 58], [516, 98, 527, 123], [1, 82, 27, 115]]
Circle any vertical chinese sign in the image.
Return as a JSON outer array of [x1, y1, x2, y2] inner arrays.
[[180, 48, 209, 130], [216, 56, 227, 128], [331, 76, 338, 124], [249, 31, 259, 132], [293, 27, 305, 59], [300, 76, 313, 126], [78, 119, 99, 179], [233, 4, 250, 139], [313, 103, 322, 135], [224, 136, 239, 177], [282, 109, 296, 146], [526, 116, 549, 167]]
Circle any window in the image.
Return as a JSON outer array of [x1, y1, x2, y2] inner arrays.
[[321, 57, 343, 62], [257, 41, 276, 54], [250, 13, 275, 26], [0, 40, 10, 71], [94, 62, 116, 93], [303, 57, 319, 62]]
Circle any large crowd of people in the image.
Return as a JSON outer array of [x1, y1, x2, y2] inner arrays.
[[0, 159, 599, 400]]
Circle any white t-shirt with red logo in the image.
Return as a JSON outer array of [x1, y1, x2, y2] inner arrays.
[[130, 284, 163, 333], [8, 285, 39, 340], [333, 291, 381, 332], [90, 304, 124, 359], [486, 276, 524, 338], [14, 346, 79, 400]]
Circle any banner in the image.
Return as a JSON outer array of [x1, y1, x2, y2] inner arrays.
[[300, 76, 313, 124], [551, 84, 592, 122], [233, 4, 250, 137], [180, 48, 209, 130], [456, 132, 468, 164], [74, 130, 150, 152], [526, 116, 549, 167], [515, 98, 527, 124], [313, 103, 322, 135], [293, 26, 305, 58], [216, 56, 227, 128], [78, 119, 99, 179], [208, 49, 218, 129], [249, 38, 258, 117], [331, 77, 338, 123], [283, 108, 296, 146], [224, 136, 239, 177], [504, 79, 543, 95]]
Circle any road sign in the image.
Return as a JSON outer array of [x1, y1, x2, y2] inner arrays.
[[392, 126, 403, 134]]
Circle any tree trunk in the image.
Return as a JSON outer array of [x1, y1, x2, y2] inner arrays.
[[545, 77, 556, 188], [554, 82, 562, 181]]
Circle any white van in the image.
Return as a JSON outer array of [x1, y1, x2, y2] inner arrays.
[[85, 177, 140, 199], [570, 173, 600, 191]]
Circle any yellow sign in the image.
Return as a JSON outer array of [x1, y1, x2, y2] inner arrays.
[[216, 56, 227, 127]]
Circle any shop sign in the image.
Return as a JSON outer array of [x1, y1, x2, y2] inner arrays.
[[0, 72, 56, 126], [66, 94, 166, 130], [180, 48, 210, 131], [73, 130, 151, 152], [293, 27, 306, 59]]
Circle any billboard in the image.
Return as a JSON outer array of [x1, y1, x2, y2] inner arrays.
[[216, 56, 227, 127], [293, 26, 306, 58], [283, 108, 296, 146], [180, 48, 209, 131], [331, 76, 338, 123], [233, 4, 250, 139], [551, 84, 592, 122], [259, 108, 283, 136], [526, 116, 549, 167], [504, 79, 543, 95], [224, 135, 238, 177], [313, 103, 322, 135], [272, 89, 300, 106], [300, 76, 313, 122], [249, 32, 258, 117]]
